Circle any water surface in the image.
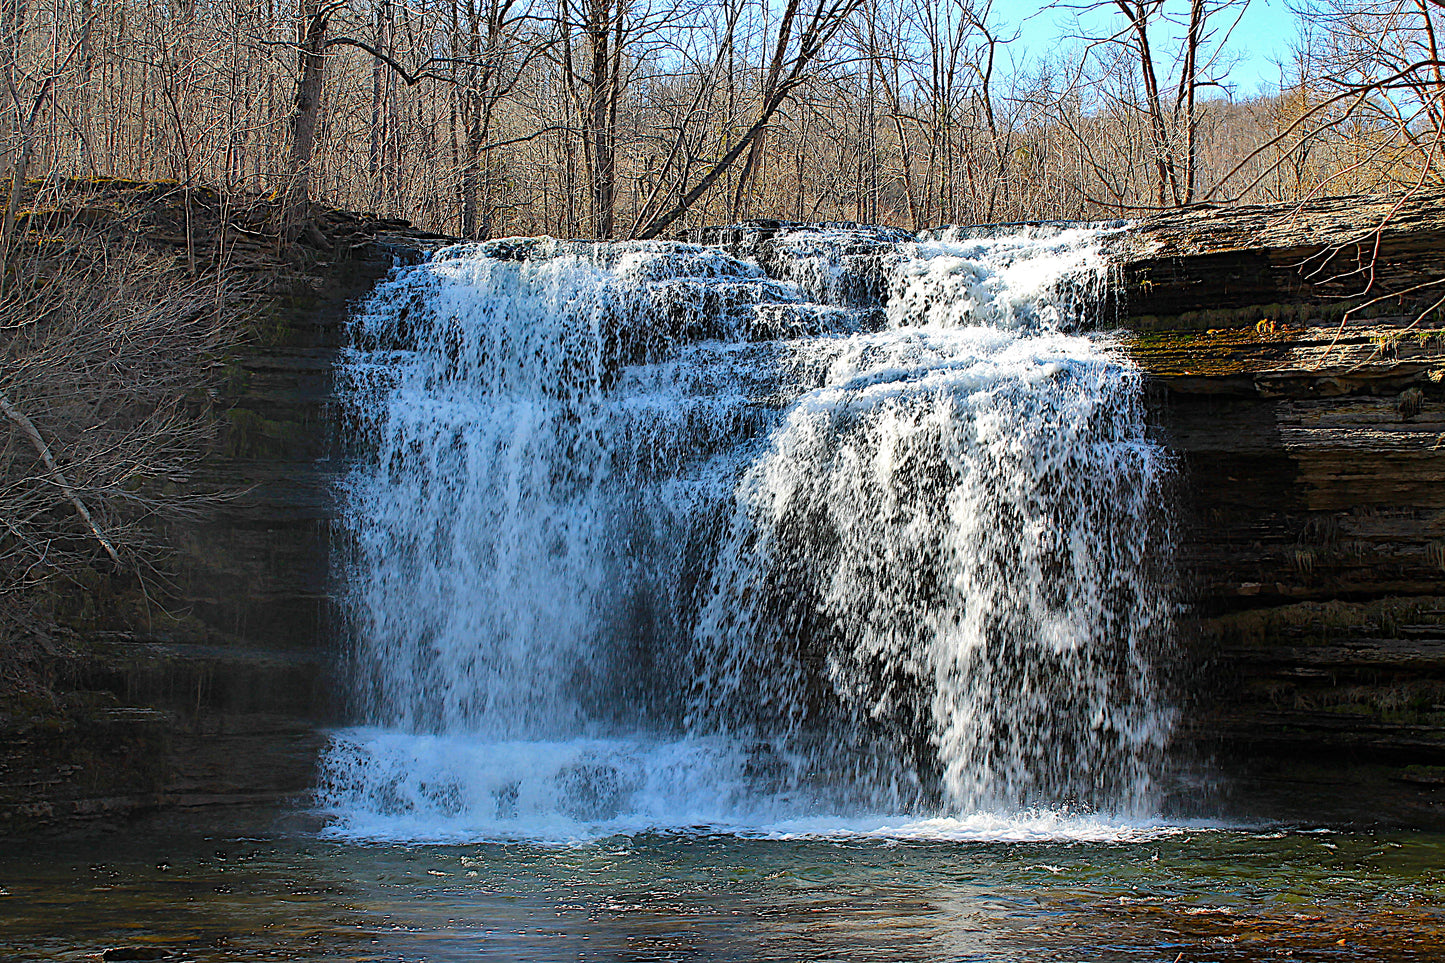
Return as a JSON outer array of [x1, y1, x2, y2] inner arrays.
[[3, 811, 1444, 961]]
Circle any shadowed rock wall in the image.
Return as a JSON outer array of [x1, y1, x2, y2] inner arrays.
[[1118, 192, 1445, 823], [0, 185, 448, 831]]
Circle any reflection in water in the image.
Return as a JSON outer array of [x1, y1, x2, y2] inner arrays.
[[2, 814, 1444, 962]]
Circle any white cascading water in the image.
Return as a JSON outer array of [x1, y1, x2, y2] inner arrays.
[[318, 223, 1176, 842]]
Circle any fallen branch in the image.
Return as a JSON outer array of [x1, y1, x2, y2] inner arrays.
[[0, 389, 122, 568]]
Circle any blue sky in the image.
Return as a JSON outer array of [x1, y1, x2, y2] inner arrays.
[[1009, 0, 1301, 97]]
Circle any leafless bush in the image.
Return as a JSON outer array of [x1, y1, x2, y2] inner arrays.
[[0, 247, 243, 600]]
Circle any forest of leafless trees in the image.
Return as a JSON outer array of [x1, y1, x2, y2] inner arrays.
[[1, 0, 1442, 241]]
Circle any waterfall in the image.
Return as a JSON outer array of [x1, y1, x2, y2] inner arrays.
[[318, 223, 1176, 842]]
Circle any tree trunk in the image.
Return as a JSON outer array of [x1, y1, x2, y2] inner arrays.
[[285, 0, 330, 217], [732, 0, 803, 217], [0, 0, 29, 271], [369, 0, 391, 211], [586, 0, 617, 238]]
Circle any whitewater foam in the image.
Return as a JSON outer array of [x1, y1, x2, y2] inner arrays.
[[320, 730, 1186, 845]]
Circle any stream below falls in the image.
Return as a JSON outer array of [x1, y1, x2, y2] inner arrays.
[[2, 812, 1444, 961]]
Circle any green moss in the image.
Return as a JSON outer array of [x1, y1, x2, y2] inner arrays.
[[246, 286, 327, 348], [58, 175, 149, 191], [1300, 679, 1445, 722], [1319, 703, 1375, 717], [1201, 596, 1445, 648], [1124, 300, 1322, 333], [1414, 328, 1445, 350], [215, 359, 251, 397], [1121, 291, 1436, 333], [1400, 765, 1445, 783], [247, 303, 296, 347], [224, 408, 266, 458], [1119, 325, 1297, 377]]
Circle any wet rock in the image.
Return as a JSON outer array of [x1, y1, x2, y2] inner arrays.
[[1114, 193, 1445, 794]]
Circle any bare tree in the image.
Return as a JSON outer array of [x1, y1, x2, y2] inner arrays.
[[284, 0, 342, 216], [634, 0, 866, 238], [0, 0, 1432, 242], [0, 240, 244, 593], [455, 0, 549, 238], [1046, 0, 1249, 209], [0, 0, 65, 274]]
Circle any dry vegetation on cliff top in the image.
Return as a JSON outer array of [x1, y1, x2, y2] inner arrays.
[[1, 0, 1443, 237]]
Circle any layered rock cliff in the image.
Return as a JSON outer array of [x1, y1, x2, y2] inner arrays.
[[0, 182, 447, 830], [1115, 191, 1445, 823]]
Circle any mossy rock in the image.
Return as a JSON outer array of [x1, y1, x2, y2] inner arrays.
[[1396, 765, 1445, 786]]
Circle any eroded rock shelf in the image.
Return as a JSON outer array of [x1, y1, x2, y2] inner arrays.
[[1114, 192, 1445, 821]]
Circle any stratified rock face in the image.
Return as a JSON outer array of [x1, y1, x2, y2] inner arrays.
[[1115, 193, 1445, 820], [1115, 190, 1445, 327], [0, 188, 451, 833]]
